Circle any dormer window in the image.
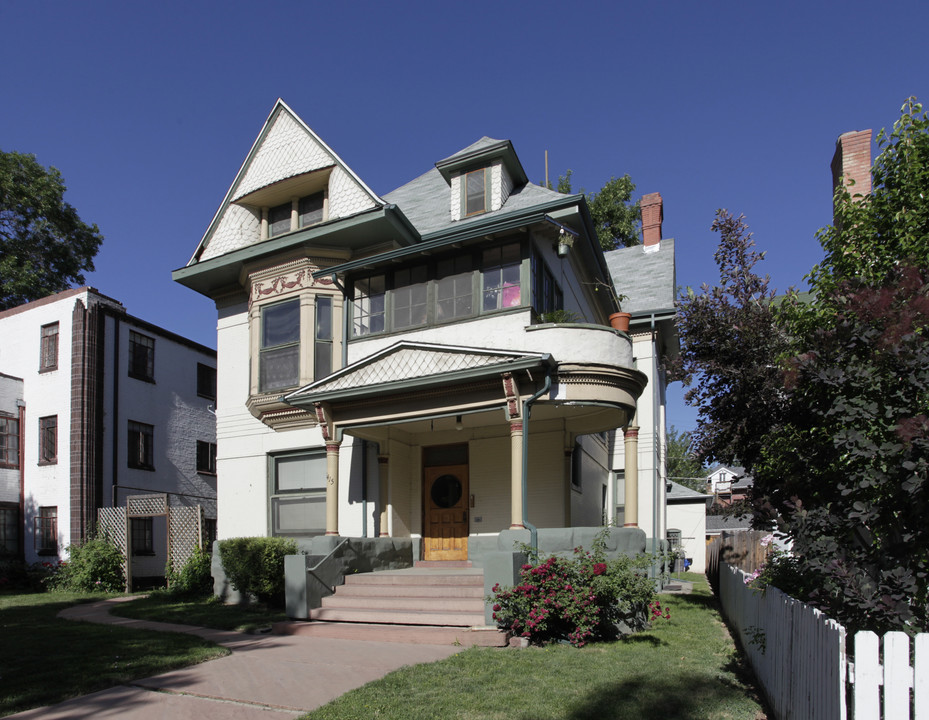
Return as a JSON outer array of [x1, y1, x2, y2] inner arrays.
[[464, 168, 489, 216], [268, 191, 327, 238]]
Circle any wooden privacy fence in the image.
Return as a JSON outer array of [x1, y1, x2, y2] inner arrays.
[[717, 562, 929, 719], [707, 530, 770, 585]]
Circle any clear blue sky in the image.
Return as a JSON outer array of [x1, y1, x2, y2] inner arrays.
[[2, 0, 926, 433]]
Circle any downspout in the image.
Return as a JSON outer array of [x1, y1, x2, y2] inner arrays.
[[111, 315, 120, 507], [521, 368, 553, 552], [361, 439, 368, 538]]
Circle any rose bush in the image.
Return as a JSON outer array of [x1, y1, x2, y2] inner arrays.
[[490, 532, 655, 647]]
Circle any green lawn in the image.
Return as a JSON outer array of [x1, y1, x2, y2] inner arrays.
[[300, 575, 767, 720], [0, 592, 227, 718]]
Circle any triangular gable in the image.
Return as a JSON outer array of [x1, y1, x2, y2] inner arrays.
[[285, 341, 547, 400], [189, 99, 385, 264]]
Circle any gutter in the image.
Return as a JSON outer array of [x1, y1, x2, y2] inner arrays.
[[521, 368, 554, 551]]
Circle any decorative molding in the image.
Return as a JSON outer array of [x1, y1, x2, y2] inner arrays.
[[502, 371, 521, 420]]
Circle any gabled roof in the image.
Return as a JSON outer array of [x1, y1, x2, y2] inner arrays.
[[284, 341, 551, 405], [434, 137, 529, 186], [666, 480, 713, 506], [187, 99, 386, 265]]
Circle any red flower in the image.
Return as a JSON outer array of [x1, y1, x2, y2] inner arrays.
[[592, 563, 607, 576]]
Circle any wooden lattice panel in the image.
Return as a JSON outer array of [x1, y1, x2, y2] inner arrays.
[[97, 507, 129, 590], [168, 506, 203, 573], [127, 494, 167, 517]]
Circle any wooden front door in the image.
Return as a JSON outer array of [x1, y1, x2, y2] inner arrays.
[[423, 464, 469, 561]]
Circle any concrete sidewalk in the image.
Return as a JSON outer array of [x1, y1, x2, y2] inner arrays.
[[9, 597, 462, 719]]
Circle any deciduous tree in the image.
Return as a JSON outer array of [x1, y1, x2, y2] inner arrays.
[[0, 150, 103, 310]]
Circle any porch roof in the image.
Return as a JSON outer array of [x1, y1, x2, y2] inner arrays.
[[283, 340, 553, 405]]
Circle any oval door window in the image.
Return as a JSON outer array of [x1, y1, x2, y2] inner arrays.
[[430, 474, 463, 508]]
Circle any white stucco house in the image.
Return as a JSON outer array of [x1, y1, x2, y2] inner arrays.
[[173, 100, 657, 569], [0, 288, 217, 585]]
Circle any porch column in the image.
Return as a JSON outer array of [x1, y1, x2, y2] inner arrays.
[[509, 420, 525, 529], [325, 440, 342, 536], [378, 454, 389, 537], [623, 425, 639, 527]]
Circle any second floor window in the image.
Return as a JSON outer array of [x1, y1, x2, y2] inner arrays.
[[40, 323, 59, 371], [129, 331, 155, 382], [260, 299, 300, 393], [481, 243, 521, 311], [39, 416, 57, 465], [197, 363, 217, 400], [0, 416, 19, 469], [128, 420, 154, 470], [315, 297, 333, 381]]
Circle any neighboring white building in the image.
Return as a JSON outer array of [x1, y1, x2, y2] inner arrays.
[[666, 480, 712, 572], [0, 288, 217, 582], [174, 100, 651, 561]]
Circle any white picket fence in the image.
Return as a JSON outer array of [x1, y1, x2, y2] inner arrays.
[[717, 563, 929, 719]]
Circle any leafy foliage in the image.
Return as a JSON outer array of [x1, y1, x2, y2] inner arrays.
[[676, 98, 929, 634], [666, 425, 707, 492], [0, 150, 103, 310], [166, 547, 214, 599], [549, 170, 641, 249], [52, 536, 125, 592], [671, 210, 792, 473], [490, 532, 655, 647], [218, 537, 297, 607]]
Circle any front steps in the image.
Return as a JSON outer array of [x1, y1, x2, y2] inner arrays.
[[273, 565, 506, 646]]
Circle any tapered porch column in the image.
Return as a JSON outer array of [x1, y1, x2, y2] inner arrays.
[[623, 425, 639, 527], [325, 440, 342, 535], [378, 454, 389, 537], [509, 420, 525, 529]]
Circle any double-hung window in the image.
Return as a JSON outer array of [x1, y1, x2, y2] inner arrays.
[[315, 297, 333, 381], [128, 420, 154, 470], [463, 167, 490, 216], [130, 518, 154, 555], [391, 265, 428, 330], [435, 256, 474, 322], [0, 415, 19, 468], [129, 331, 155, 382], [0, 504, 17, 555], [482, 243, 521, 311], [270, 452, 327, 536], [36, 506, 57, 554], [40, 323, 59, 371], [197, 363, 217, 401], [259, 299, 300, 393], [352, 275, 386, 337], [39, 416, 57, 465]]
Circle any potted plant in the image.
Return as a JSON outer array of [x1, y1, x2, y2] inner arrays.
[[588, 279, 630, 332]]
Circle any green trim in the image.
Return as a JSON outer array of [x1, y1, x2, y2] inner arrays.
[[311, 196, 585, 280], [173, 205, 418, 298], [435, 139, 529, 186], [286, 354, 551, 406]]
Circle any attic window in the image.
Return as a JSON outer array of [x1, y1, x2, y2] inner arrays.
[[463, 168, 491, 216], [268, 191, 327, 237]]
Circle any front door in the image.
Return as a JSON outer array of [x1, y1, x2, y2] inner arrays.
[[423, 464, 469, 561]]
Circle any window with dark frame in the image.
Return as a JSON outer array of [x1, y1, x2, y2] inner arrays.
[[197, 363, 216, 400], [268, 201, 291, 237], [128, 420, 154, 470], [391, 265, 428, 330], [36, 506, 57, 554], [314, 296, 333, 381], [197, 440, 217, 474], [39, 416, 57, 465], [436, 255, 473, 322], [0, 504, 18, 555], [129, 331, 155, 382], [270, 452, 327, 537], [352, 275, 386, 337], [464, 167, 489, 216], [259, 299, 300, 393], [0, 415, 19, 469], [481, 243, 521, 311], [40, 323, 59, 371], [130, 517, 154, 555], [298, 192, 325, 228]]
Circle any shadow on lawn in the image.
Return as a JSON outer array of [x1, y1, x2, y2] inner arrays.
[[562, 670, 764, 720]]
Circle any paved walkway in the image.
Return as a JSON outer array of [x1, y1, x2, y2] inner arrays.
[[9, 597, 461, 719]]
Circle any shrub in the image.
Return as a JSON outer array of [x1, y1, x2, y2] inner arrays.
[[166, 547, 214, 599], [490, 532, 656, 647], [218, 537, 297, 607], [52, 535, 125, 592]]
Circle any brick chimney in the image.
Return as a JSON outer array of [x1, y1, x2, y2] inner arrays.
[[831, 129, 872, 206], [641, 192, 663, 247]]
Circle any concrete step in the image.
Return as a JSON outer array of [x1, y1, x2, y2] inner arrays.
[[320, 594, 484, 613], [333, 582, 484, 598], [343, 570, 483, 588], [273, 620, 506, 646], [309, 606, 486, 627]]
